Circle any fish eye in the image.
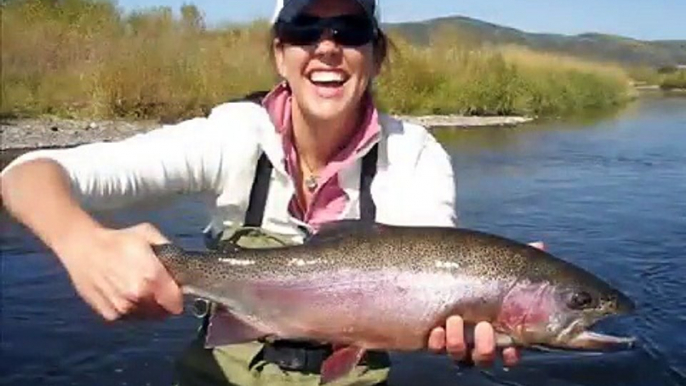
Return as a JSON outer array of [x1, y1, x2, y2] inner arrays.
[[568, 291, 596, 310]]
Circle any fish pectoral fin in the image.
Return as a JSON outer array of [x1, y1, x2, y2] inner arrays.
[[320, 346, 367, 385], [495, 332, 515, 348], [204, 308, 268, 348]]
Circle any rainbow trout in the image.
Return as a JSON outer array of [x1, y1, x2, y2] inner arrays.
[[152, 221, 635, 383]]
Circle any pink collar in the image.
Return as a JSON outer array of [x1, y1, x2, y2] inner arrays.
[[262, 82, 380, 181], [261, 82, 381, 220]]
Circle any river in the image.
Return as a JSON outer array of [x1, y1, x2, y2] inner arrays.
[[1, 95, 685, 386]]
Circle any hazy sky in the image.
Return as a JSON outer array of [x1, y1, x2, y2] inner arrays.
[[117, 0, 686, 40]]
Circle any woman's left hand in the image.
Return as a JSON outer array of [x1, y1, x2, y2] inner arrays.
[[427, 241, 546, 367]]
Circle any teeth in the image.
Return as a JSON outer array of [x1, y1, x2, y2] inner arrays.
[[309, 71, 346, 83]]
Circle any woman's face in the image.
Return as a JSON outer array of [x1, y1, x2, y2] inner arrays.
[[273, 0, 379, 123]]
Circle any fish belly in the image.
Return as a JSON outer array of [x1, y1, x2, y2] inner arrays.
[[216, 269, 507, 351]]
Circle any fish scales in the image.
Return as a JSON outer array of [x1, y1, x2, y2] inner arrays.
[[152, 221, 636, 373], [167, 227, 569, 283]]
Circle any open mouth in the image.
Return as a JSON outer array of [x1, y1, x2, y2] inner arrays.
[[558, 318, 636, 351], [566, 330, 636, 351], [307, 70, 349, 89]]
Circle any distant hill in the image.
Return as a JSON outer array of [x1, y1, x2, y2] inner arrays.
[[383, 16, 686, 68]]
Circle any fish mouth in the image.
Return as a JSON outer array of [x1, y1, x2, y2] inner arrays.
[[555, 313, 636, 352], [555, 288, 637, 351], [565, 330, 636, 351]]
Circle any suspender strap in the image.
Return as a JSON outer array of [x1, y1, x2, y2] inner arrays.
[[243, 152, 273, 228], [359, 144, 378, 222], [235, 91, 379, 227], [243, 143, 378, 228]]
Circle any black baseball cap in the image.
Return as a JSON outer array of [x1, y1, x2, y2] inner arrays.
[[271, 0, 380, 25]]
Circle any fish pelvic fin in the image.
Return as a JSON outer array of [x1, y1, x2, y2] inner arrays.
[[320, 346, 367, 385], [204, 308, 269, 348]]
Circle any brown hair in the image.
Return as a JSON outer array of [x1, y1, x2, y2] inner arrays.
[[373, 29, 391, 69]]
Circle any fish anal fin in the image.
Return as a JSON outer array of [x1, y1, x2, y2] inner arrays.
[[320, 346, 366, 385], [204, 308, 268, 348]]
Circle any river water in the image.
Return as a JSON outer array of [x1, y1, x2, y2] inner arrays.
[[1, 95, 685, 386]]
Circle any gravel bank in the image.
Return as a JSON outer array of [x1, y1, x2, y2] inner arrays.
[[397, 115, 534, 128], [1, 115, 534, 151], [0, 118, 160, 150]]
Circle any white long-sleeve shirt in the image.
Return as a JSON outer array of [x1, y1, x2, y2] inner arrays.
[[2, 101, 458, 244]]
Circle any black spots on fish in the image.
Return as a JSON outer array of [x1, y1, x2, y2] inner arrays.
[[152, 243, 184, 261]]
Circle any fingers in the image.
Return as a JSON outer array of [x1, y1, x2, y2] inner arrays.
[[445, 316, 468, 361], [431, 316, 522, 369], [75, 278, 121, 322], [502, 347, 521, 367], [125, 297, 172, 320], [129, 223, 182, 315], [428, 326, 446, 352], [130, 222, 170, 245], [472, 322, 496, 366], [65, 223, 180, 322], [153, 263, 184, 315]]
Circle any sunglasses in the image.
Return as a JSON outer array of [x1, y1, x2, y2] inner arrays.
[[275, 14, 378, 47]]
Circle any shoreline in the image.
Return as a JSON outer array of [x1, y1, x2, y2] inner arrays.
[[397, 115, 534, 128], [0, 115, 535, 151]]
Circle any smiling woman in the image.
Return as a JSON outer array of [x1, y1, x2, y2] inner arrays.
[[273, 0, 380, 116], [1, 0, 521, 386], [268, 0, 390, 211]]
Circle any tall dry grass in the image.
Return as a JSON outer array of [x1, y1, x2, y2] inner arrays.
[[375, 30, 632, 116], [2, 0, 633, 121], [2, 0, 277, 120], [660, 70, 686, 90]]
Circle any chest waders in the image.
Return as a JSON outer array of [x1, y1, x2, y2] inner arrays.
[[173, 94, 390, 386]]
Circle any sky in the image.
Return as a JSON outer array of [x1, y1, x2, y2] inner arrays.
[[117, 0, 686, 41]]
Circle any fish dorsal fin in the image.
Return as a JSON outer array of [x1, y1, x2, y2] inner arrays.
[[306, 220, 384, 245]]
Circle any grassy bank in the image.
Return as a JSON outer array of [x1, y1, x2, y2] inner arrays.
[[660, 70, 686, 90], [625, 66, 686, 91], [2, 0, 633, 121], [376, 32, 632, 116]]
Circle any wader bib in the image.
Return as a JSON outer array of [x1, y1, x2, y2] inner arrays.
[[174, 94, 390, 386]]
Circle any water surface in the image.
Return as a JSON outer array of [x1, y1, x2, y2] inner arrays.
[[2, 95, 685, 386]]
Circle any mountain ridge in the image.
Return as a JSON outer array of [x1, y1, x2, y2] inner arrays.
[[382, 15, 686, 67]]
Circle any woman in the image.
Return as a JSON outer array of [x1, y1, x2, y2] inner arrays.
[[0, 0, 523, 384]]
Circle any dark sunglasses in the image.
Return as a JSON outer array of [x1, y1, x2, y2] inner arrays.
[[275, 14, 378, 47]]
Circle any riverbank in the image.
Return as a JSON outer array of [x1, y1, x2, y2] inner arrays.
[[0, 114, 534, 150], [397, 115, 534, 128], [3, 0, 632, 123], [0, 118, 159, 150], [634, 85, 686, 95]]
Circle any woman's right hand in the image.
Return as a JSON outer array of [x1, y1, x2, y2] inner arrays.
[[56, 222, 184, 322], [1, 159, 184, 322]]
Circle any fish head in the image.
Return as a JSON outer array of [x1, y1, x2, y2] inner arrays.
[[498, 269, 636, 351]]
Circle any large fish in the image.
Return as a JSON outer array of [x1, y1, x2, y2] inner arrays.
[[152, 221, 635, 383]]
